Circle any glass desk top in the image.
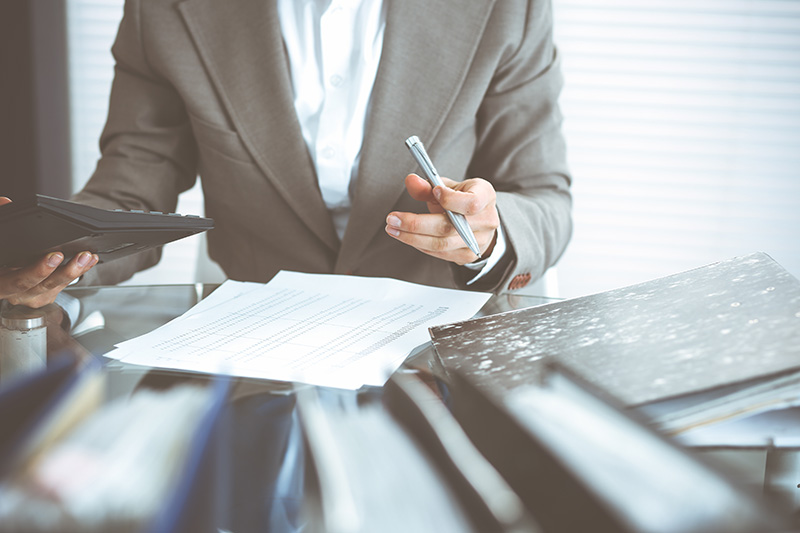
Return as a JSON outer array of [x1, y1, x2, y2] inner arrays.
[[2, 284, 791, 532], [64, 283, 557, 396], [57, 284, 558, 532]]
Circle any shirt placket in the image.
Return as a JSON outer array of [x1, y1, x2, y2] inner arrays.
[[315, 1, 355, 209]]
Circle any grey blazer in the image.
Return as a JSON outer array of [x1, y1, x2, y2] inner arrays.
[[74, 0, 572, 293]]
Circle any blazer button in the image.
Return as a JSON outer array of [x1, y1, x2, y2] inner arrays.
[[507, 273, 532, 291]]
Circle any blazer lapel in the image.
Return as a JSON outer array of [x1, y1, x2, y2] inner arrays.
[[336, 0, 497, 272], [178, 0, 340, 252]]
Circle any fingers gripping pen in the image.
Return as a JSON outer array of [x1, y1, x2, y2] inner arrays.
[[404, 136, 482, 259]]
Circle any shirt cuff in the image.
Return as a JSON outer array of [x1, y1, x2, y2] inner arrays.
[[55, 292, 81, 332], [463, 222, 508, 286]]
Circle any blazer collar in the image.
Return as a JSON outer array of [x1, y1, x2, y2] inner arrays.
[[178, 0, 340, 252]]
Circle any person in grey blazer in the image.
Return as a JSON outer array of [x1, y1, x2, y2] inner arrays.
[[1, 0, 571, 307]]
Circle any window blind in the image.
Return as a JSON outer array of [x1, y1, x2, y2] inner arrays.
[[66, 0, 123, 192], [552, 0, 800, 297]]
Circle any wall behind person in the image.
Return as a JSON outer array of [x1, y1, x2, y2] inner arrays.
[[0, 0, 71, 200], [553, 0, 800, 297]]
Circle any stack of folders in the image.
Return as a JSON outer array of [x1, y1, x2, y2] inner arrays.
[[297, 372, 543, 533], [0, 356, 229, 533], [445, 362, 788, 533], [429, 253, 800, 446]]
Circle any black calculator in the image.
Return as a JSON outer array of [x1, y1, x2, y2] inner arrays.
[[0, 195, 214, 268]]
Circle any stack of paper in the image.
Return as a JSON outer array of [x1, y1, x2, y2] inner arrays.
[[107, 272, 491, 390]]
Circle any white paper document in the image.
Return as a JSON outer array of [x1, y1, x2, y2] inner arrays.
[[109, 272, 491, 389]]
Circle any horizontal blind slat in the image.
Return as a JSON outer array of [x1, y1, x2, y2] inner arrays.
[[553, 0, 800, 297]]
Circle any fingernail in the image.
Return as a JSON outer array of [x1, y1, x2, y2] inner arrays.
[[386, 226, 400, 237], [433, 187, 442, 201], [387, 215, 402, 228], [77, 252, 92, 267], [91, 254, 100, 266], [47, 252, 64, 267]]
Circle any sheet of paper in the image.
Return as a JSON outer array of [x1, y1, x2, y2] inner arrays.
[[104, 280, 263, 361], [111, 272, 490, 389]]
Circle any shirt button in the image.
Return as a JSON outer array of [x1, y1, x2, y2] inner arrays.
[[329, 74, 343, 87], [322, 147, 336, 159]]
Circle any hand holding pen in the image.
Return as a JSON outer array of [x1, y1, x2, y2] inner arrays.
[[384, 136, 501, 265]]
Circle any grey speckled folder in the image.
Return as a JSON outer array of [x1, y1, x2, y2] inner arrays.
[[429, 253, 800, 406]]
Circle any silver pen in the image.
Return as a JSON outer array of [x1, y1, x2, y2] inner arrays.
[[405, 136, 482, 259]]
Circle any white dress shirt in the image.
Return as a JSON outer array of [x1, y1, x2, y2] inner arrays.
[[278, 0, 385, 239], [277, 0, 506, 281]]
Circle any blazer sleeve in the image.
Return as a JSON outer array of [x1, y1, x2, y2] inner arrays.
[[71, 0, 199, 286], [462, 0, 572, 294]]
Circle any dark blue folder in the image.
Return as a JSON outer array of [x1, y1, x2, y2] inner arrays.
[[0, 354, 81, 478], [146, 376, 231, 533]]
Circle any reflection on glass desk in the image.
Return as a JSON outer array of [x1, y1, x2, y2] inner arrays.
[[37, 284, 793, 532], [57, 284, 559, 533], [65, 283, 557, 392]]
